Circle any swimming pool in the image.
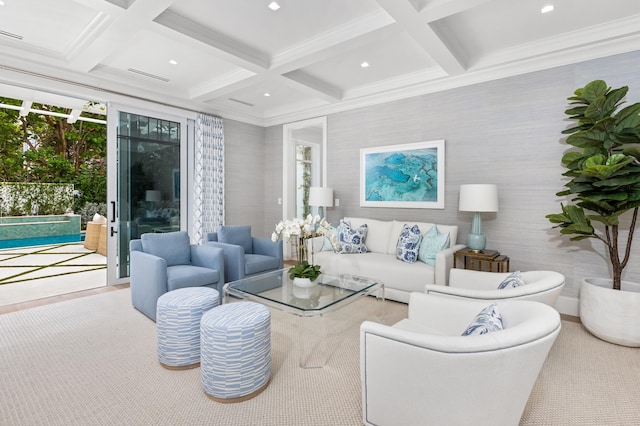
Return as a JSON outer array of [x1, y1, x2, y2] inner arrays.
[[0, 234, 85, 250]]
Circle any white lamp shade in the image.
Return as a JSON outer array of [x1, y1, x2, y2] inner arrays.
[[459, 184, 499, 212], [145, 190, 161, 202], [308, 187, 334, 207]]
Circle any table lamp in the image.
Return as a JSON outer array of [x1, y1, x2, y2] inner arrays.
[[145, 190, 161, 202], [458, 184, 499, 252], [308, 187, 334, 218]]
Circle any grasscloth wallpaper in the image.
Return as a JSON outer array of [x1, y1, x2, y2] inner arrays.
[[224, 49, 640, 312]]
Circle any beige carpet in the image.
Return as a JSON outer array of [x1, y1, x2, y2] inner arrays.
[[0, 288, 638, 425]]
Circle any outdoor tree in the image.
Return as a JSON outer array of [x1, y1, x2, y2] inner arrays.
[[0, 96, 107, 213]]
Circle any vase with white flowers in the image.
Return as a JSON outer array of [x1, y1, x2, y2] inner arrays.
[[272, 215, 337, 286]]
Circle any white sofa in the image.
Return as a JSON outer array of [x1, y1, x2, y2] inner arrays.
[[313, 217, 464, 303]]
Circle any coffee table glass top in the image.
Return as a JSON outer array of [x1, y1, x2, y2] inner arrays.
[[224, 268, 383, 316]]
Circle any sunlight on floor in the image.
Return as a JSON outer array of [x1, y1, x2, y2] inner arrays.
[[0, 243, 106, 307]]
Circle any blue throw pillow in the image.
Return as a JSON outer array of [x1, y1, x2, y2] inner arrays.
[[418, 225, 450, 266], [141, 231, 191, 266], [497, 271, 525, 289], [337, 219, 368, 254], [218, 225, 253, 254], [461, 303, 503, 336], [396, 224, 422, 263]]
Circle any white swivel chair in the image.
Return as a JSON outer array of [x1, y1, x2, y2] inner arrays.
[[360, 292, 561, 426], [425, 269, 565, 307]]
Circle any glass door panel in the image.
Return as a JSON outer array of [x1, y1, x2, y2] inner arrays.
[[107, 106, 186, 284]]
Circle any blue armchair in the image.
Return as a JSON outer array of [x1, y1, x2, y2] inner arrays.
[[205, 225, 283, 282], [130, 231, 224, 321]]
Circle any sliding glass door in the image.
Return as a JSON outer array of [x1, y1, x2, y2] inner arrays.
[[107, 105, 187, 284]]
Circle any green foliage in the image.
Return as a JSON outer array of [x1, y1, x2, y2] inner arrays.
[[288, 261, 322, 281], [546, 80, 640, 289], [0, 183, 74, 215], [78, 202, 107, 229], [0, 96, 106, 214]]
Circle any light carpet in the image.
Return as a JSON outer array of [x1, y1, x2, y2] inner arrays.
[[0, 288, 638, 425]]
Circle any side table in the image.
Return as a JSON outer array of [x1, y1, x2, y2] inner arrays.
[[453, 248, 510, 272]]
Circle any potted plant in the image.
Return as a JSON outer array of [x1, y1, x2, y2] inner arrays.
[[546, 79, 640, 346], [272, 215, 337, 287]]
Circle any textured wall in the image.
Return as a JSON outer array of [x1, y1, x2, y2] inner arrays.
[[222, 119, 266, 235], [262, 49, 640, 302]]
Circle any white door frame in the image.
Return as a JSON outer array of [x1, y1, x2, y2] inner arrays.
[[106, 103, 188, 285], [282, 116, 327, 258]]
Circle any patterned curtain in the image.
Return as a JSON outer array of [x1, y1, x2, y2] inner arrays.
[[193, 113, 224, 244]]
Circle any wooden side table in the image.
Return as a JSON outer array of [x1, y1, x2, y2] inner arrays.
[[453, 248, 510, 272]]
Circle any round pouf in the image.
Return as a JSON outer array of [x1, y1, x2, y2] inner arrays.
[[156, 287, 220, 370], [201, 302, 271, 403]]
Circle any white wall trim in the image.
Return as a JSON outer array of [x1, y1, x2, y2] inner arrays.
[[555, 295, 579, 317]]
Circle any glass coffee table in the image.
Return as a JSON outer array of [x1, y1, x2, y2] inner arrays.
[[223, 268, 385, 368]]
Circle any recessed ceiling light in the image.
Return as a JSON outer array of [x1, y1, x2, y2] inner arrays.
[[169, 59, 178, 65], [360, 62, 370, 68], [268, 2, 280, 11], [541, 4, 554, 13], [0, 1, 5, 6], [264, 93, 271, 97]]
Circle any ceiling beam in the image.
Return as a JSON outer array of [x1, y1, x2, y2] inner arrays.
[[375, 0, 467, 74]]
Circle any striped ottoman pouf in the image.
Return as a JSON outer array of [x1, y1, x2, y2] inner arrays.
[[200, 302, 271, 403], [156, 287, 219, 370]]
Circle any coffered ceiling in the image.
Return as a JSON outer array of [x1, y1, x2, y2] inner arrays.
[[0, 0, 639, 126]]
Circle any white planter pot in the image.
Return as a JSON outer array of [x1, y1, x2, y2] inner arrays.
[[292, 277, 316, 288], [580, 278, 640, 347]]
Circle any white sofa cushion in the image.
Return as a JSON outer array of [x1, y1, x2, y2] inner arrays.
[[344, 217, 392, 254]]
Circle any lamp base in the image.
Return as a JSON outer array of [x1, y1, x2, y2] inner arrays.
[[467, 233, 486, 252]]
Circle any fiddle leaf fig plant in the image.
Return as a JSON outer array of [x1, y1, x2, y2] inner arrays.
[[546, 80, 640, 291]]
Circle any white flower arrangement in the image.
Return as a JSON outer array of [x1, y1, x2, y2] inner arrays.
[[271, 214, 335, 244], [272, 214, 337, 270]]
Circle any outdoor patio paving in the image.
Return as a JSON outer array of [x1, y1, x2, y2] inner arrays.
[[0, 243, 106, 307]]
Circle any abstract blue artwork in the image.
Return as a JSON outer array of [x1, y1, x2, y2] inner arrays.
[[360, 140, 445, 209]]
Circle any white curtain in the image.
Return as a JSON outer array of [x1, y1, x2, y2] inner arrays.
[[193, 113, 224, 244]]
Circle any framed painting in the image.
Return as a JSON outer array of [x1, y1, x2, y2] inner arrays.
[[360, 140, 445, 209]]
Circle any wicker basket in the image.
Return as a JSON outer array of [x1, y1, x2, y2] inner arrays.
[[83, 222, 102, 250], [97, 225, 107, 256]]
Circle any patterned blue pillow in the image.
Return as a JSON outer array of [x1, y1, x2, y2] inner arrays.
[[461, 303, 503, 336], [337, 219, 369, 254], [497, 271, 525, 289], [396, 224, 422, 263], [418, 225, 450, 266]]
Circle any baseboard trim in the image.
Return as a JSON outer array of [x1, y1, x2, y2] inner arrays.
[[555, 295, 579, 317]]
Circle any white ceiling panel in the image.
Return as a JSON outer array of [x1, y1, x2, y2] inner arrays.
[[300, 31, 437, 93], [432, 0, 640, 65], [0, 0, 639, 126], [0, 0, 97, 53], [165, 0, 385, 57], [99, 29, 240, 89]]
